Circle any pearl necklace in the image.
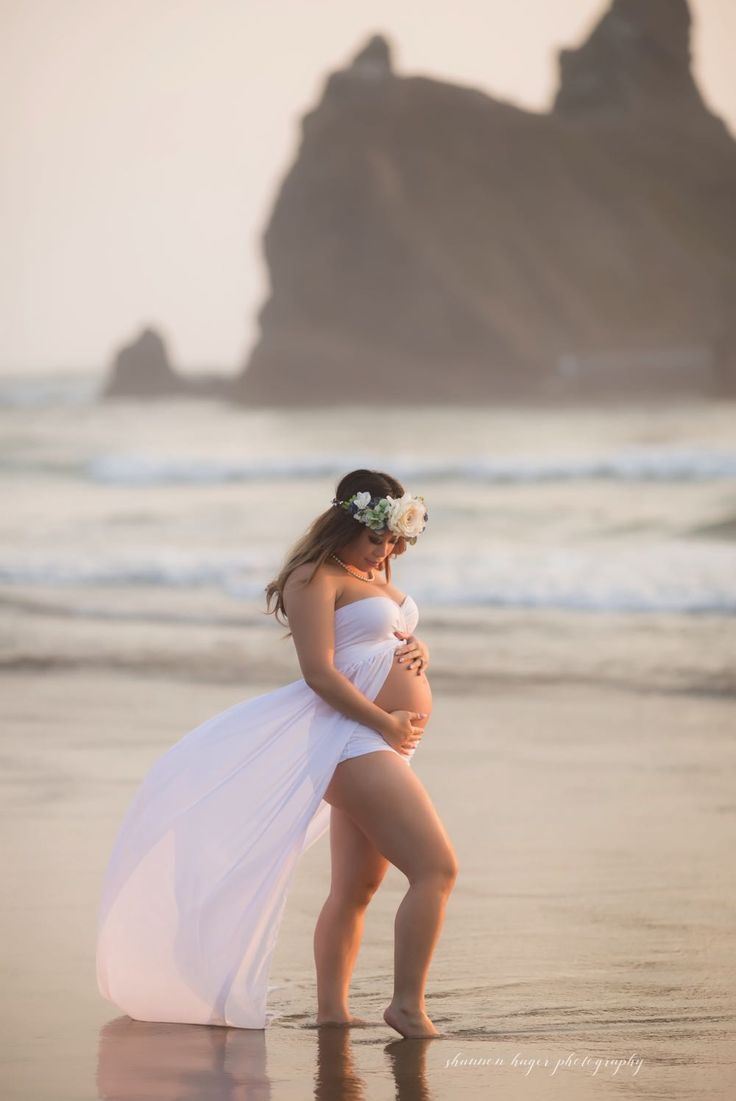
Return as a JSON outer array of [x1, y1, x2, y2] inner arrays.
[[329, 552, 376, 584]]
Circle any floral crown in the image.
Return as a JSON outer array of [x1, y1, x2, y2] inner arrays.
[[331, 490, 428, 544]]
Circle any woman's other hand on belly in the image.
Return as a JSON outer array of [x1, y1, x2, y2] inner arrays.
[[393, 631, 430, 674]]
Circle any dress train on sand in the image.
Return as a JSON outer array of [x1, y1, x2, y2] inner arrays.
[[95, 594, 419, 1028]]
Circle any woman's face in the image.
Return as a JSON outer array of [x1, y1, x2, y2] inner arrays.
[[340, 527, 401, 572]]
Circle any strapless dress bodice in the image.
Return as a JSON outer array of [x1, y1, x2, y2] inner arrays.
[[333, 593, 419, 669]]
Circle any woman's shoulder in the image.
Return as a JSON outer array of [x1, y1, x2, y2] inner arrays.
[[283, 560, 339, 598]]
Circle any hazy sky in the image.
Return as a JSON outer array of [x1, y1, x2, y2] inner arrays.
[[2, 0, 734, 376]]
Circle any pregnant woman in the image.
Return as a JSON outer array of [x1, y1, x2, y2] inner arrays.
[[96, 468, 458, 1040]]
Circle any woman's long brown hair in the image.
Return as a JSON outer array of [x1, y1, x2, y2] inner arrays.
[[264, 469, 407, 631]]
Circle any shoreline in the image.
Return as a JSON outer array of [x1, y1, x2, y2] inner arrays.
[[3, 660, 736, 702], [2, 583, 734, 698]]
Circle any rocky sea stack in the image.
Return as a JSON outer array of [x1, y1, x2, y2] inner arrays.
[[233, 0, 736, 404]]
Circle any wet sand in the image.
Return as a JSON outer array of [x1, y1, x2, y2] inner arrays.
[[2, 664, 735, 1099]]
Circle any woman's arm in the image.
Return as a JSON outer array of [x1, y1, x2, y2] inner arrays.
[[283, 567, 396, 738]]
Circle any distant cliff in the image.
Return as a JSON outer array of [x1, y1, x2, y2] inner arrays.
[[234, 0, 736, 404]]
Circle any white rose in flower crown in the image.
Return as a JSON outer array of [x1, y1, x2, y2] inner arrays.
[[386, 492, 427, 539], [353, 491, 372, 509]]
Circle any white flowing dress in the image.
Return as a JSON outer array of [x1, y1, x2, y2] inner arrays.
[[96, 592, 419, 1029]]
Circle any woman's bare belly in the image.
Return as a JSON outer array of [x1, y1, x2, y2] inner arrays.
[[373, 653, 433, 733]]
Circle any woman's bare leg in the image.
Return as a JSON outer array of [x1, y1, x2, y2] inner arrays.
[[323, 751, 458, 1038], [313, 799, 389, 1025]]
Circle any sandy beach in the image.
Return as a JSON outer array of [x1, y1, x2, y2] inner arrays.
[[3, 610, 735, 1099]]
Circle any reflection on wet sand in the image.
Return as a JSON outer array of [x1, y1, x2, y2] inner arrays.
[[96, 1018, 436, 1101]]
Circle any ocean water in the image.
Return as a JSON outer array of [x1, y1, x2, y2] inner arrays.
[[1, 372, 735, 689]]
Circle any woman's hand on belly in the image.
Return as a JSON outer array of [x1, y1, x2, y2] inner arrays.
[[393, 631, 430, 674], [381, 710, 428, 757]]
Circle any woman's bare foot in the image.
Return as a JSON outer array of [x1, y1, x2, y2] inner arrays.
[[383, 1002, 440, 1038], [316, 1012, 371, 1027]]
